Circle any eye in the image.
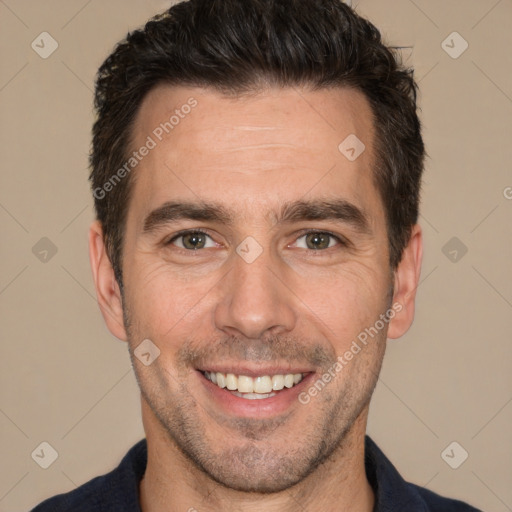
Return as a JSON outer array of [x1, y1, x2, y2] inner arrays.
[[293, 231, 343, 251], [167, 230, 217, 250]]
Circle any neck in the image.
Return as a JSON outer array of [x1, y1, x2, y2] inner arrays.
[[139, 398, 374, 512]]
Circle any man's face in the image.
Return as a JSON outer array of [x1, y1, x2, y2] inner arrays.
[[119, 85, 393, 492]]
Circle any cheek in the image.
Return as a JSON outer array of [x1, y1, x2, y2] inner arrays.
[[124, 241, 391, 356], [124, 257, 219, 340], [290, 261, 390, 348]]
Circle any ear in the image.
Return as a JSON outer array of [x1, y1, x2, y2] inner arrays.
[[386, 224, 423, 339], [88, 220, 128, 341]]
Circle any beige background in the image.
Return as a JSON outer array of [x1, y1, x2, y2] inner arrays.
[[1, 0, 511, 510]]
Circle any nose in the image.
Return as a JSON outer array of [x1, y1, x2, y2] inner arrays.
[[214, 247, 297, 340]]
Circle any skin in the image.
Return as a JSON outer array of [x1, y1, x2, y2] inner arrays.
[[89, 84, 422, 511]]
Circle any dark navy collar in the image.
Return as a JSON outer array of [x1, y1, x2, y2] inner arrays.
[[32, 435, 481, 511]]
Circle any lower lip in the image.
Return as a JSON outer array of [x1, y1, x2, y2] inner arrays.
[[197, 371, 315, 418]]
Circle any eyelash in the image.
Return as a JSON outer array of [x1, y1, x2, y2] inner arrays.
[[165, 229, 347, 252]]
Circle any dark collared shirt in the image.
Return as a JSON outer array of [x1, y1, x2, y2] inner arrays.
[[31, 436, 481, 511]]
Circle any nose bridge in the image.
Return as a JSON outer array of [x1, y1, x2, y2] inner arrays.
[[214, 243, 297, 339]]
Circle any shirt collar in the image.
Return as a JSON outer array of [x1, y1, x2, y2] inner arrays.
[[364, 435, 429, 511], [127, 436, 430, 511]]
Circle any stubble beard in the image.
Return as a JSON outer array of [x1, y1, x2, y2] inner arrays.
[[121, 289, 388, 494]]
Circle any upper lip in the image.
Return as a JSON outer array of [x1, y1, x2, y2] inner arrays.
[[197, 365, 314, 378]]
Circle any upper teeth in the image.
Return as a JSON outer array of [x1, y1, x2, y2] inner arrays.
[[204, 372, 304, 393]]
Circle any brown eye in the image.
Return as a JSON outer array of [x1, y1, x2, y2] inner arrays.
[[169, 231, 215, 250], [304, 232, 335, 250], [182, 232, 206, 249]]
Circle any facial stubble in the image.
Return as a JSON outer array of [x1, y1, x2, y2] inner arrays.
[[121, 290, 388, 494]]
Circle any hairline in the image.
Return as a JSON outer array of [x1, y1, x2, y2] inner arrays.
[[111, 81, 398, 284]]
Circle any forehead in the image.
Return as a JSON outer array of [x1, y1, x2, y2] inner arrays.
[[127, 83, 380, 226]]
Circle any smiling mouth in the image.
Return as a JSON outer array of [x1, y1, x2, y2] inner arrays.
[[200, 371, 306, 400]]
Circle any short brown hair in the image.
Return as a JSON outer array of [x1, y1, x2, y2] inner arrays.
[[90, 0, 425, 285]]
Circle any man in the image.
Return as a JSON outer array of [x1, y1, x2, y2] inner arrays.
[[32, 0, 481, 510]]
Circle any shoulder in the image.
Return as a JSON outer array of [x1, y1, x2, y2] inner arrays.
[[31, 473, 114, 512], [364, 436, 482, 512], [411, 484, 483, 511], [30, 439, 147, 512]]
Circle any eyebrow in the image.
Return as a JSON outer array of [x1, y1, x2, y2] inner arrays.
[[142, 198, 371, 235]]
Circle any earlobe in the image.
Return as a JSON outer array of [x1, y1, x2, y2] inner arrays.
[[386, 224, 423, 340], [88, 220, 128, 341]]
